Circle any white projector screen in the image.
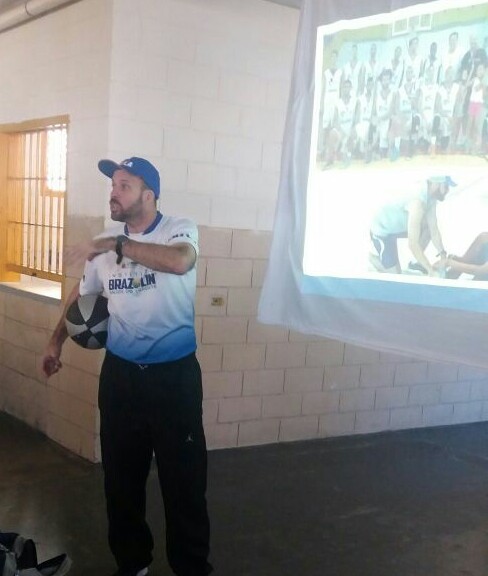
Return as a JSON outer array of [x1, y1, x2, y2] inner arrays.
[[258, 0, 488, 367]]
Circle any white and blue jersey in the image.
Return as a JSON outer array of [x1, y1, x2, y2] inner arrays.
[[79, 212, 199, 364], [370, 188, 434, 238], [370, 189, 435, 268]]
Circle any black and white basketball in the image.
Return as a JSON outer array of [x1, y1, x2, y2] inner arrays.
[[65, 294, 109, 350]]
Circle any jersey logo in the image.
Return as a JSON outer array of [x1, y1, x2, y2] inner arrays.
[[169, 233, 192, 241], [108, 272, 156, 292]]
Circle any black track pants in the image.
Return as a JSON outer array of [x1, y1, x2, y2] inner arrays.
[[99, 351, 212, 576]]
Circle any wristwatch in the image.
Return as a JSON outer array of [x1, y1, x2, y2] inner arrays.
[[115, 235, 129, 264]]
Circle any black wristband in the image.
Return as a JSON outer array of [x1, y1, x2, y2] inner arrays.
[[115, 235, 129, 264]]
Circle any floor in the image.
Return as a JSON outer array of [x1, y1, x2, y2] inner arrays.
[[2, 412, 488, 576]]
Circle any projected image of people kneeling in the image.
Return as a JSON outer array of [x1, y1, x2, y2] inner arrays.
[[369, 175, 456, 275]]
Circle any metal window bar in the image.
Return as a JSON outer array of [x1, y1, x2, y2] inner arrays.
[[6, 124, 67, 281]]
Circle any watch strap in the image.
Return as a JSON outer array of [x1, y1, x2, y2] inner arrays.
[[115, 235, 128, 264]]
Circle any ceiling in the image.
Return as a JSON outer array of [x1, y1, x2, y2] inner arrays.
[[266, 0, 301, 7], [0, 0, 301, 12], [0, 0, 22, 8]]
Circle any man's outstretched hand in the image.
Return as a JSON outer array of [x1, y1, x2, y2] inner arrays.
[[42, 341, 63, 377]]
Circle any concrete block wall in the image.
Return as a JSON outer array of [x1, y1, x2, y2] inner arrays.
[[3, 221, 488, 460], [0, 284, 103, 460], [104, 0, 297, 230], [195, 226, 488, 450]]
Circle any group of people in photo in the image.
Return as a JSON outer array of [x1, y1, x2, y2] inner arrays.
[[319, 28, 488, 167]]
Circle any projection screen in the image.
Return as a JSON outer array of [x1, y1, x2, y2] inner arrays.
[[258, 0, 488, 367]]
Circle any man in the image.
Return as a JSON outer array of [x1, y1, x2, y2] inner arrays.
[[434, 65, 462, 152], [342, 43, 362, 96], [421, 42, 441, 85], [390, 45, 405, 91], [390, 65, 419, 158], [403, 36, 422, 85], [439, 31, 462, 83], [363, 42, 381, 87], [326, 78, 358, 166], [371, 68, 395, 159], [42, 157, 212, 576], [320, 48, 343, 162], [369, 175, 456, 275], [356, 75, 376, 161], [416, 64, 440, 154], [459, 35, 488, 81]]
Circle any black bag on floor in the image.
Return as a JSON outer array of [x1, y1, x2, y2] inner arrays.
[[0, 531, 71, 576]]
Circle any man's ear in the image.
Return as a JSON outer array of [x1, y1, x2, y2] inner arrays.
[[144, 188, 155, 202]]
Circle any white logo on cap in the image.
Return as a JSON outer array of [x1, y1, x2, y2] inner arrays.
[[122, 160, 133, 167]]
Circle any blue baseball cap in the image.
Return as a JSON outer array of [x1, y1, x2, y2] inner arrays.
[[98, 157, 160, 199], [428, 175, 457, 187]]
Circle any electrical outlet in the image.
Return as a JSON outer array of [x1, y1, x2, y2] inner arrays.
[[211, 296, 225, 306]]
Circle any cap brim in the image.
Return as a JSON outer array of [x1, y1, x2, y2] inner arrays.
[[428, 175, 457, 187], [98, 159, 122, 179]]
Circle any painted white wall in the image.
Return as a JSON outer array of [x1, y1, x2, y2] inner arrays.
[[104, 0, 298, 229], [0, 0, 298, 224], [0, 0, 113, 217]]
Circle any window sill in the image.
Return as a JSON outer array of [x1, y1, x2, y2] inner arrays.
[[0, 280, 61, 302]]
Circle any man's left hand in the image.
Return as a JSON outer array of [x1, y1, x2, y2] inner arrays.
[[65, 237, 116, 266]]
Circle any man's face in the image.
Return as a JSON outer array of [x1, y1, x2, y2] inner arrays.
[[409, 38, 419, 55], [430, 182, 449, 202], [109, 169, 146, 222]]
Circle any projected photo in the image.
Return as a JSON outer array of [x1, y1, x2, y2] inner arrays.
[[305, 0, 488, 288]]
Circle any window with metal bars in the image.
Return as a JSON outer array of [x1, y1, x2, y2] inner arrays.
[[0, 117, 68, 283]]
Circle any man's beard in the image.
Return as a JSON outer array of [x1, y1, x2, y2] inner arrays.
[[110, 195, 143, 222], [110, 203, 125, 221]]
